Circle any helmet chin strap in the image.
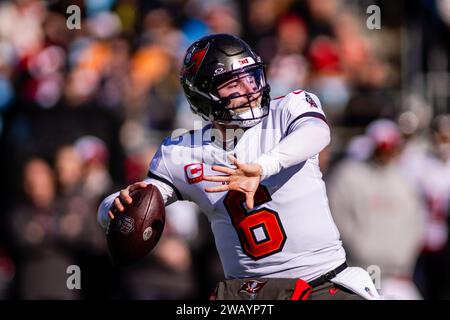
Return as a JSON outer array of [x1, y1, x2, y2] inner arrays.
[[230, 106, 264, 128]]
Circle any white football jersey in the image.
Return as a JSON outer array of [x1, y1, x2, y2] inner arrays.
[[147, 90, 346, 280]]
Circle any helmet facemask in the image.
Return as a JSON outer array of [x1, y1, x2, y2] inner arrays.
[[209, 64, 270, 128], [180, 34, 271, 127]]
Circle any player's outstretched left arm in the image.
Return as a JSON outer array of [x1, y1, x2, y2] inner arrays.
[[203, 155, 262, 210]]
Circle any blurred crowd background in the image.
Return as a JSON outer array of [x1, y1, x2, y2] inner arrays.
[[0, 0, 449, 299]]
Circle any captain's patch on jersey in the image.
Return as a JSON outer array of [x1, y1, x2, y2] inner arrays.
[[185, 163, 204, 184]]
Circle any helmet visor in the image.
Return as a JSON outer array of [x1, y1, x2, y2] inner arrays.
[[211, 65, 269, 124]]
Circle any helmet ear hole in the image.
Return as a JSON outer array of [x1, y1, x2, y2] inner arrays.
[[218, 97, 230, 107]]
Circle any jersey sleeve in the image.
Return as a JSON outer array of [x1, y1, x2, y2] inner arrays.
[[279, 90, 328, 136], [254, 116, 330, 179], [97, 138, 182, 229], [147, 137, 184, 202], [97, 177, 179, 229]]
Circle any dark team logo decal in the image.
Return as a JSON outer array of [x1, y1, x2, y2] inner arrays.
[[182, 43, 209, 78], [239, 280, 267, 296], [305, 92, 318, 108], [115, 214, 135, 235]]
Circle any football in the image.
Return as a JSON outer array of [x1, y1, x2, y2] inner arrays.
[[106, 184, 165, 267]]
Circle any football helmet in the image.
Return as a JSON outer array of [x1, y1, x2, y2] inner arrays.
[[180, 34, 271, 127]]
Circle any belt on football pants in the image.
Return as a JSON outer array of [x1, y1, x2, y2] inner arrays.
[[307, 262, 348, 288]]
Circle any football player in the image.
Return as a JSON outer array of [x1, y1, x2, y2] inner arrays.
[[98, 34, 379, 300]]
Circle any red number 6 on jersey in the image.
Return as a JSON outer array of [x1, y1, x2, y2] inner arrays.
[[223, 185, 287, 260]]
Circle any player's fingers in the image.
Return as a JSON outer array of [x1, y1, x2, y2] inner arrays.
[[228, 154, 243, 167], [119, 189, 132, 204], [203, 175, 230, 182], [108, 210, 115, 220], [114, 197, 125, 212], [228, 154, 237, 163], [205, 185, 230, 193], [129, 181, 148, 192], [211, 165, 235, 175]]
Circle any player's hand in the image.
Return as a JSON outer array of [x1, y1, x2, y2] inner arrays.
[[203, 154, 262, 210], [108, 181, 148, 220]]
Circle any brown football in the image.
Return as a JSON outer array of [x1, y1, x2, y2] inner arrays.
[[106, 184, 165, 267]]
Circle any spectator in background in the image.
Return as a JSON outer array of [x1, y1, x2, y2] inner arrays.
[[123, 41, 176, 131], [7, 158, 79, 299], [307, 35, 349, 124], [402, 114, 450, 299], [54, 145, 84, 197], [245, 0, 278, 60], [397, 107, 432, 176], [327, 119, 425, 299], [304, 0, 339, 38], [53, 144, 112, 297], [74, 135, 113, 202], [202, 1, 242, 36], [267, 14, 309, 98]]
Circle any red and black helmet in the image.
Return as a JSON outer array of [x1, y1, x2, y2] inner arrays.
[[180, 34, 271, 127]]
